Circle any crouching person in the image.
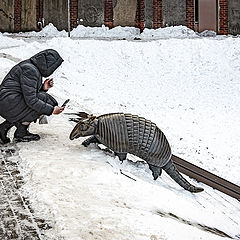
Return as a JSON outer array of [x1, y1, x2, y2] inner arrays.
[[0, 49, 65, 143]]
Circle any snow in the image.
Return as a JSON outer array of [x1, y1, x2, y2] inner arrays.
[[0, 32, 25, 49], [0, 25, 240, 240], [3, 23, 221, 40]]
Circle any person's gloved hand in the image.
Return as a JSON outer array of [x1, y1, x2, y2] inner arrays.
[[43, 78, 54, 91], [53, 106, 65, 115]]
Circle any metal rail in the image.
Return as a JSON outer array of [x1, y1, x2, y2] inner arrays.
[[172, 155, 240, 201]]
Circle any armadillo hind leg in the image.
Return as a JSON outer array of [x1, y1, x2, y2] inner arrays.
[[163, 160, 204, 193], [82, 136, 100, 147], [115, 152, 127, 162], [149, 164, 162, 180]]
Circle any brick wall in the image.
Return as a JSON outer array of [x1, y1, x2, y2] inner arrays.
[[186, 0, 194, 30], [36, 0, 43, 29], [153, 0, 162, 29], [104, 0, 113, 28], [70, 0, 78, 29], [136, 0, 145, 32], [219, 0, 228, 34], [14, 0, 21, 32], [7, 0, 232, 34]]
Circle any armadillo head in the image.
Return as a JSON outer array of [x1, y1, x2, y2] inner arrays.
[[70, 116, 98, 140]]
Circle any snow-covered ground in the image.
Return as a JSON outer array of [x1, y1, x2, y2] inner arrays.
[[0, 25, 240, 240]]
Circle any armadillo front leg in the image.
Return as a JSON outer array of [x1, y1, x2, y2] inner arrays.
[[115, 152, 127, 162], [82, 136, 100, 147]]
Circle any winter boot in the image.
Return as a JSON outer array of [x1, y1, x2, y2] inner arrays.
[[0, 120, 14, 144], [14, 123, 40, 142]]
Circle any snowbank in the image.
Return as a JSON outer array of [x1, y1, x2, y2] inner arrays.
[[141, 25, 199, 39], [9, 23, 68, 38], [71, 25, 140, 39], [0, 32, 25, 49], [3, 23, 223, 40]]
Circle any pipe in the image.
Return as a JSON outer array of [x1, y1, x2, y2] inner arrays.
[[67, 0, 70, 37]]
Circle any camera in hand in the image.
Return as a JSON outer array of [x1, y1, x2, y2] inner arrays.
[[61, 99, 70, 107]]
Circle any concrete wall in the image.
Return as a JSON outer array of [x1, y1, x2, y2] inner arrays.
[[1, 0, 239, 34], [21, 0, 37, 31], [0, 0, 14, 32], [162, 0, 186, 27], [113, 0, 137, 27], [78, 0, 104, 27], [43, 0, 68, 30], [228, 0, 240, 35], [145, 0, 153, 29]]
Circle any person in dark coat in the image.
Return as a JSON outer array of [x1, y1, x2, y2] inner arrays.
[[0, 49, 65, 143]]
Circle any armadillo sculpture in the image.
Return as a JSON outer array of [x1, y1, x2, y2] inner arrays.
[[69, 112, 204, 193]]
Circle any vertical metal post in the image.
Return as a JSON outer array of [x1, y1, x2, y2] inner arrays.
[[68, 0, 71, 37]]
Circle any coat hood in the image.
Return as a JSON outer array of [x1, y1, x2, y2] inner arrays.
[[30, 49, 64, 77]]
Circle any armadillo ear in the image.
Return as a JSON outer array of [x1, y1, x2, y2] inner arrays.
[[76, 112, 90, 118], [89, 115, 97, 121], [65, 112, 90, 122], [64, 112, 89, 118], [69, 118, 81, 123]]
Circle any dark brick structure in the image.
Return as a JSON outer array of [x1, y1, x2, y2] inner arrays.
[[36, 0, 43, 29], [186, 0, 194, 30], [136, 0, 145, 32], [70, 0, 78, 29], [14, 0, 21, 32], [219, 0, 228, 34], [104, 0, 113, 28], [153, 0, 162, 29]]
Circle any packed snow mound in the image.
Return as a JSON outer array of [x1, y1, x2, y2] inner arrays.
[[13, 23, 68, 37], [3, 23, 209, 40], [141, 25, 199, 39], [71, 25, 140, 39], [9, 23, 141, 39], [199, 30, 217, 37], [0, 32, 25, 49]]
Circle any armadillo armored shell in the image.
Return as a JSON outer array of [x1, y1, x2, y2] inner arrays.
[[96, 113, 172, 168]]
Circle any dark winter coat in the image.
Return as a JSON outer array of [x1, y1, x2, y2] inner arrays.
[[0, 49, 63, 123]]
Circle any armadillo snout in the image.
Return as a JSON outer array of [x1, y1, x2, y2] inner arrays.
[[70, 124, 82, 140]]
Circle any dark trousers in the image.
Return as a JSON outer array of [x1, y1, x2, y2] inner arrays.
[[19, 92, 58, 123]]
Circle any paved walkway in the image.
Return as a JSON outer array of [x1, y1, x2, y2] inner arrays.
[[0, 144, 51, 240]]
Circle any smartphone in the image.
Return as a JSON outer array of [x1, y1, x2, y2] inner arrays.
[[61, 99, 70, 107]]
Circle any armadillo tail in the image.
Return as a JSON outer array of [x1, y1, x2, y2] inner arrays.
[[163, 160, 204, 193]]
